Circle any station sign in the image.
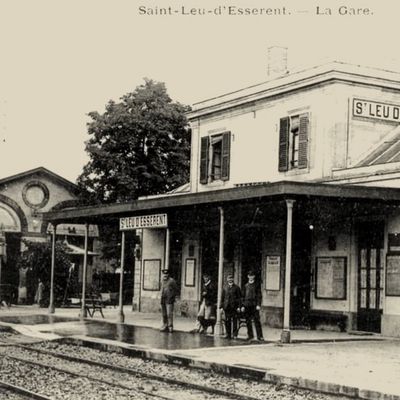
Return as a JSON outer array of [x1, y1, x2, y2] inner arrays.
[[119, 213, 168, 230], [353, 98, 400, 123]]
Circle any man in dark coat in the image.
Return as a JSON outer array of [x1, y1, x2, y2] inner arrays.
[[197, 273, 217, 334], [220, 274, 241, 339], [160, 269, 179, 333], [241, 270, 264, 341]]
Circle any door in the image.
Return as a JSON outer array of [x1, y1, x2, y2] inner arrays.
[[240, 228, 262, 288], [169, 231, 183, 296], [357, 221, 384, 333], [290, 224, 312, 328], [3, 232, 21, 303]]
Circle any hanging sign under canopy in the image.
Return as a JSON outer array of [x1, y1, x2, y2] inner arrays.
[[119, 213, 168, 231]]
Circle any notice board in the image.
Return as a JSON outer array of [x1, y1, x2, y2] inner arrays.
[[185, 258, 196, 287], [315, 257, 347, 300], [265, 255, 281, 291], [143, 259, 161, 291], [386, 255, 400, 296]]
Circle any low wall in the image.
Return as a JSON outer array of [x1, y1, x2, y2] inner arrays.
[[382, 314, 400, 338]]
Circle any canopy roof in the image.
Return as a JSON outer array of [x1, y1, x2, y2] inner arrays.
[[43, 181, 400, 225]]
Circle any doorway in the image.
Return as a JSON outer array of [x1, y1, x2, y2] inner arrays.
[[169, 231, 183, 295], [290, 224, 312, 328], [240, 228, 262, 288], [2, 232, 21, 304], [357, 221, 384, 333]]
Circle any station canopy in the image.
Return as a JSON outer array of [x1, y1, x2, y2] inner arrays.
[[42, 180, 400, 225]]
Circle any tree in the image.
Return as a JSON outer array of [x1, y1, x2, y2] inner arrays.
[[17, 240, 71, 306], [77, 79, 191, 204]]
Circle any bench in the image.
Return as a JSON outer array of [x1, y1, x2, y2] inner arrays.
[[85, 298, 104, 318], [308, 311, 347, 332]]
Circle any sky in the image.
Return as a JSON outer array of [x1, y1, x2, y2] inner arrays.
[[1, 0, 399, 183]]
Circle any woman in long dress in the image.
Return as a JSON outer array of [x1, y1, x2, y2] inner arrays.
[[34, 279, 45, 307]]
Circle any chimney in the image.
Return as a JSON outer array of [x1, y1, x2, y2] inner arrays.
[[267, 46, 288, 78]]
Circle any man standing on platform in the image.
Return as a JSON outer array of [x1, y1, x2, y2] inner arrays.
[[160, 269, 179, 333], [241, 270, 264, 341], [220, 274, 241, 339], [197, 272, 217, 334]]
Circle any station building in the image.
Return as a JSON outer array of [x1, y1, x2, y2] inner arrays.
[[0, 167, 99, 302], [45, 56, 400, 338]]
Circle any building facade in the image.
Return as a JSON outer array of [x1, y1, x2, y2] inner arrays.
[[46, 60, 400, 337], [137, 61, 400, 336], [0, 167, 100, 303]]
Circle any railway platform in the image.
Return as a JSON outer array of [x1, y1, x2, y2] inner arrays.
[[0, 305, 399, 400]]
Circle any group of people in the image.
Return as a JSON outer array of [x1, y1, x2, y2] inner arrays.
[[159, 268, 264, 341]]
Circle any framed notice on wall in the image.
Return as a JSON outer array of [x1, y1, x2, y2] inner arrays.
[[315, 257, 347, 300], [143, 259, 161, 291], [185, 258, 196, 287], [265, 255, 281, 291], [386, 255, 400, 296]]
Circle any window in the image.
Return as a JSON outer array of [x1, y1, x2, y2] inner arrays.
[[210, 135, 222, 180], [200, 131, 231, 184], [278, 113, 309, 172], [289, 115, 299, 168]]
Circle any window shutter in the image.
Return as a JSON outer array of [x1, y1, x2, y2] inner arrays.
[[199, 136, 209, 184], [221, 131, 231, 181], [298, 113, 309, 169], [278, 117, 289, 172]]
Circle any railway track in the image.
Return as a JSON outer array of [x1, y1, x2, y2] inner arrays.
[[0, 344, 260, 400], [20, 344, 265, 399], [0, 380, 52, 400]]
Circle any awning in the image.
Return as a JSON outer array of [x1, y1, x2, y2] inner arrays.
[[43, 180, 400, 224]]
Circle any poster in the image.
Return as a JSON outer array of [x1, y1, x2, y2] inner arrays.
[[143, 259, 161, 291], [316, 257, 346, 300], [185, 258, 196, 287], [265, 256, 281, 291], [386, 255, 400, 296]]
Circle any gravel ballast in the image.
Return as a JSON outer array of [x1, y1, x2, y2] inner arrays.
[[20, 341, 350, 400]]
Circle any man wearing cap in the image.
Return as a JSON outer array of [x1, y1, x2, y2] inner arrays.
[[220, 274, 241, 339], [197, 272, 217, 334], [241, 270, 264, 341], [160, 269, 179, 333]]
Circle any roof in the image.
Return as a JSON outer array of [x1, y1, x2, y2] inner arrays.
[[356, 125, 400, 167], [188, 61, 400, 119], [0, 167, 79, 194], [46, 223, 99, 237], [138, 182, 191, 200], [43, 180, 400, 224]]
